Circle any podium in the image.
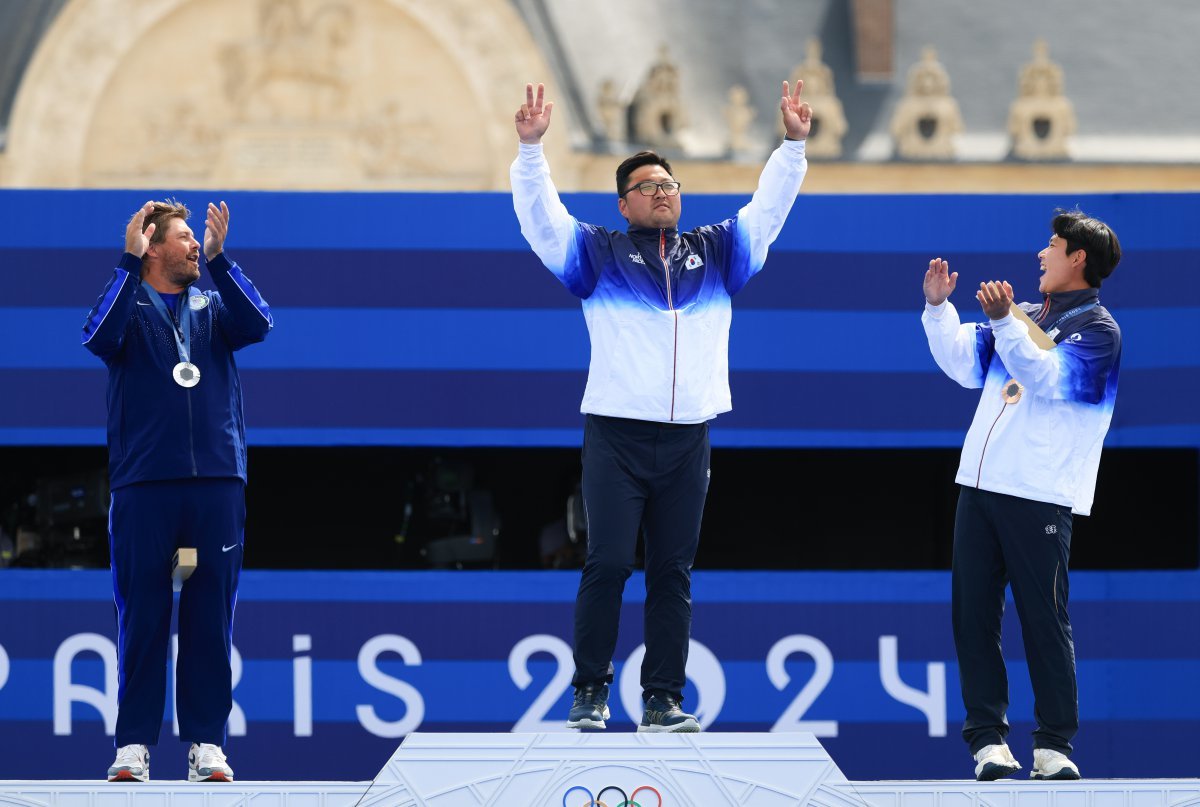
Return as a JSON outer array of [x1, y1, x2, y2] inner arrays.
[[2, 734, 1197, 806], [360, 732, 851, 806]]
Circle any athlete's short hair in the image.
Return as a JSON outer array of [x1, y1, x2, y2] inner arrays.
[[1052, 209, 1121, 288], [131, 199, 191, 246], [616, 151, 674, 197]]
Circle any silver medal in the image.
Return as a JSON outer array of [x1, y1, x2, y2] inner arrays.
[[173, 361, 201, 388]]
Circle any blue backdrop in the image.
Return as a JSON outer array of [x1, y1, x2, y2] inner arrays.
[[0, 569, 1197, 781], [1, 190, 1197, 447]]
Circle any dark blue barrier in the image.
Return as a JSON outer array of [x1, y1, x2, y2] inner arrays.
[[0, 569, 1196, 780], [1, 190, 1198, 447]]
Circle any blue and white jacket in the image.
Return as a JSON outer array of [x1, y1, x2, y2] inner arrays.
[[82, 252, 273, 490], [923, 287, 1120, 515], [511, 140, 807, 423]]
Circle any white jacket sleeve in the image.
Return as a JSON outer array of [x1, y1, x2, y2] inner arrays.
[[988, 314, 1064, 395], [509, 143, 578, 279], [922, 300, 987, 389], [730, 140, 808, 285]]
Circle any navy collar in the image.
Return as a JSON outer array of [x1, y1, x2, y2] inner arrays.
[[1034, 287, 1099, 324], [627, 225, 679, 238]]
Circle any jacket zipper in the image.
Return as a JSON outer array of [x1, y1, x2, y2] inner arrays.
[[177, 305, 199, 477], [187, 389, 198, 476], [975, 403, 1007, 487], [660, 229, 678, 421]]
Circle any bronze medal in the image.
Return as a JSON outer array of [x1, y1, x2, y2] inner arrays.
[[1001, 378, 1023, 404]]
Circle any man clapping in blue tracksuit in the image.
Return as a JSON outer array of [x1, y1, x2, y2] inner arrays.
[[83, 200, 273, 782]]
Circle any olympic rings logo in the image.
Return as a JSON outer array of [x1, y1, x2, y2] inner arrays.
[[562, 784, 663, 807]]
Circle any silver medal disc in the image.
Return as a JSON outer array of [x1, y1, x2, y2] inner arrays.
[[173, 361, 201, 388]]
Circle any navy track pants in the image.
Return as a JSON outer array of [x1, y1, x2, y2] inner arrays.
[[572, 414, 710, 700], [952, 485, 1078, 755], [109, 477, 244, 747]]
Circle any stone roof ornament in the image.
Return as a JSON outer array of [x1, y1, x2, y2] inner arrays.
[[596, 78, 626, 144], [629, 43, 686, 150], [723, 85, 756, 158], [788, 38, 847, 158], [889, 47, 963, 160], [1007, 40, 1077, 160]]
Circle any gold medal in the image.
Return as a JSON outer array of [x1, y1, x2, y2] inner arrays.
[[1001, 378, 1023, 404]]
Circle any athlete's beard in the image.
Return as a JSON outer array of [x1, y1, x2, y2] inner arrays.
[[163, 256, 201, 289]]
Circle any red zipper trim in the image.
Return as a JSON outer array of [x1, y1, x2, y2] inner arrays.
[[661, 229, 678, 421], [1034, 296, 1051, 324]]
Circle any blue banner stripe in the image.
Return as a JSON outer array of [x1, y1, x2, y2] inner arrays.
[[2, 190, 1198, 250], [4, 569, 1197, 603], [1, 366, 1196, 445], [2, 566, 1197, 779], [2, 424, 1198, 448], [3, 307, 1197, 371], [8, 248, 1198, 310], [1, 367, 1192, 431], [4, 598, 1194, 661]]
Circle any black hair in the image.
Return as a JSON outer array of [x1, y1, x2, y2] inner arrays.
[[1052, 209, 1121, 288], [615, 151, 674, 197]]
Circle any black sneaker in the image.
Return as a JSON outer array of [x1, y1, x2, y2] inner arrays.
[[638, 693, 700, 733], [566, 683, 610, 729]]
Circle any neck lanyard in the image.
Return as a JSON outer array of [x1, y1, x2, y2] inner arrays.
[[144, 287, 193, 364]]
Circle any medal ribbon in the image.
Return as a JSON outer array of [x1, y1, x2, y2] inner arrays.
[[1042, 302, 1098, 338], [144, 287, 193, 365]]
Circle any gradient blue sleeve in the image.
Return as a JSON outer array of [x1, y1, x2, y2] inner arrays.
[[510, 143, 602, 299], [1056, 326, 1120, 404], [81, 253, 142, 362], [208, 253, 274, 350], [991, 315, 1119, 404]]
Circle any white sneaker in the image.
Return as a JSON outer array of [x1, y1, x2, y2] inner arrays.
[[107, 744, 149, 782], [974, 743, 1021, 781], [1031, 748, 1081, 780], [188, 743, 234, 782]]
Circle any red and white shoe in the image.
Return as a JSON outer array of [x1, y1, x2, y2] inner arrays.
[[107, 744, 149, 782], [188, 743, 234, 782]]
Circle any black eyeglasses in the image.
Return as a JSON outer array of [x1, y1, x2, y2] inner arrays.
[[622, 180, 681, 197]]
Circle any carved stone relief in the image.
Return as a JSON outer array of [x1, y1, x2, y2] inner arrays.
[[4, 0, 561, 189]]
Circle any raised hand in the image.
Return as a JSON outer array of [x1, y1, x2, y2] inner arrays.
[[976, 280, 1014, 320], [203, 201, 230, 261], [923, 258, 958, 306], [515, 83, 554, 145], [781, 80, 813, 140], [125, 201, 156, 257]]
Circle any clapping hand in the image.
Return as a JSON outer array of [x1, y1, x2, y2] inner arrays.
[[203, 201, 230, 261], [923, 258, 958, 306], [976, 280, 1015, 320], [125, 202, 156, 258]]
